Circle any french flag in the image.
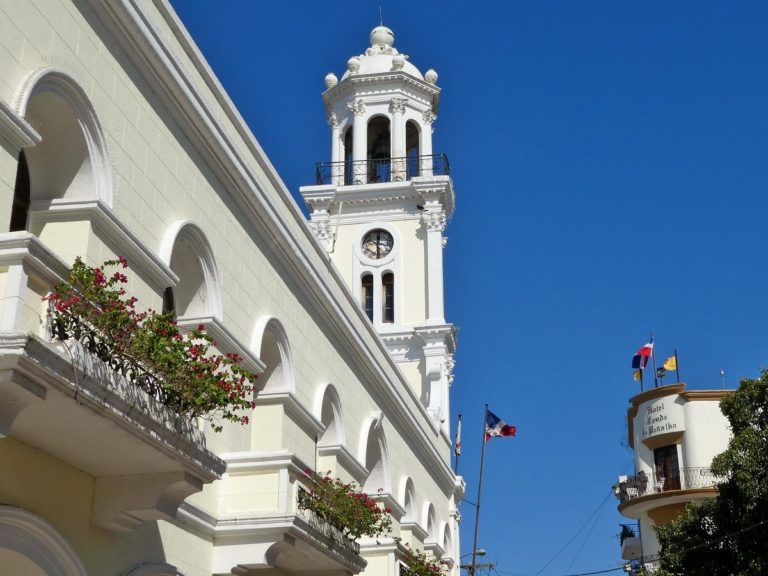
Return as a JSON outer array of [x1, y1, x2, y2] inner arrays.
[[631, 338, 654, 370], [485, 410, 516, 440]]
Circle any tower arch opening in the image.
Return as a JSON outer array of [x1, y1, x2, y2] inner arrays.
[[406, 120, 420, 179], [343, 126, 354, 185], [367, 115, 391, 183]]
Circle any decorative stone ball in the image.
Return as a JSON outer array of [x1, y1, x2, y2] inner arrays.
[[392, 54, 406, 71], [325, 72, 338, 89], [370, 26, 395, 47], [425, 69, 438, 84], [347, 57, 361, 74]]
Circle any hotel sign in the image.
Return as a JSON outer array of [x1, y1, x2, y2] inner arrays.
[[639, 396, 685, 440]]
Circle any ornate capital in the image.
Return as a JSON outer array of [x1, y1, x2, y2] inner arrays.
[[347, 99, 366, 116], [443, 356, 455, 385], [423, 109, 437, 124], [327, 113, 338, 129], [421, 211, 446, 233], [309, 220, 333, 242], [389, 97, 408, 115]]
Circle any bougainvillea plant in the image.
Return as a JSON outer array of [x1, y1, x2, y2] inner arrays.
[[44, 257, 257, 432], [397, 541, 447, 576], [298, 469, 393, 541]]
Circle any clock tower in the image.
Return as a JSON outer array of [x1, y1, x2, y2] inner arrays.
[[300, 26, 455, 434]]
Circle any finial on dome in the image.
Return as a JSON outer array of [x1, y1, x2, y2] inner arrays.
[[325, 72, 338, 89], [425, 69, 438, 85], [347, 57, 361, 75], [370, 26, 394, 48]]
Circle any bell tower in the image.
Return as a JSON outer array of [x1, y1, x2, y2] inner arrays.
[[300, 26, 455, 434]]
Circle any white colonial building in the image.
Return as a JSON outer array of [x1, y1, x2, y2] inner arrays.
[[615, 383, 731, 571], [0, 2, 462, 576]]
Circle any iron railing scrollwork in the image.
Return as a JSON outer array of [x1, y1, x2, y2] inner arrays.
[[49, 312, 176, 409], [616, 467, 723, 503], [315, 154, 450, 185]]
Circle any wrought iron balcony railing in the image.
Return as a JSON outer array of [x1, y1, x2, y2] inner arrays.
[[315, 154, 450, 186], [615, 467, 723, 503]]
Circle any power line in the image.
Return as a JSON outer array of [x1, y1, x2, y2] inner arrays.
[[532, 488, 616, 576], [532, 460, 632, 576]]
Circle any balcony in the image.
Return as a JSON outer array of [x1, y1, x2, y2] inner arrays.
[[203, 462, 368, 575], [615, 467, 722, 518], [315, 154, 450, 185], [616, 467, 721, 504], [0, 232, 226, 532]]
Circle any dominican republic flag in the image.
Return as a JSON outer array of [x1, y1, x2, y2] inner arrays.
[[485, 410, 516, 441], [631, 338, 654, 370]]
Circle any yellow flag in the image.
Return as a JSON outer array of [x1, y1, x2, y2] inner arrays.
[[633, 369, 643, 382], [663, 355, 677, 371]]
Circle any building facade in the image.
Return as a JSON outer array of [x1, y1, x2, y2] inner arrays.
[[0, 2, 462, 576], [615, 383, 731, 571]]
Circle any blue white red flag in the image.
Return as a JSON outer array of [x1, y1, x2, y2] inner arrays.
[[485, 410, 516, 441], [631, 338, 654, 370]]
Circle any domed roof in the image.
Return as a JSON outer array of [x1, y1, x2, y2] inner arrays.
[[340, 26, 425, 81]]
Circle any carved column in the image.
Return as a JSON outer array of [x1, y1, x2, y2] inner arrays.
[[328, 113, 341, 185], [421, 109, 437, 176], [348, 99, 367, 184], [422, 207, 447, 322], [390, 98, 408, 181]]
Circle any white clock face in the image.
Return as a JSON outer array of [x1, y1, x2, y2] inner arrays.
[[362, 229, 394, 260]]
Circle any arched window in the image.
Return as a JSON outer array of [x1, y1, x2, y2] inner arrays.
[[253, 317, 294, 394], [160, 221, 222, 320], [9, 151, 30, 232], [0, 506, 87, 576], [17, 69, 113, 209], [406, 120, 420, 179], [361, 273, 374, 321], [425, 503, 437, 543], [382, 272, 394, 323], [367, 116, 391, 183], [343, 126, 354, 185], [401, 477, 416, 522], [361, 417, 390, 493], [317, 384, 344, 446]]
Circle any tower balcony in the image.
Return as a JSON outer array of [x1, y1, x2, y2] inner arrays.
[[615, 467, 722, 517], [315, 154, 450, 186]]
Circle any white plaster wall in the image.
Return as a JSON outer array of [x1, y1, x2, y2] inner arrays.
[[682, 400, 731, 468]]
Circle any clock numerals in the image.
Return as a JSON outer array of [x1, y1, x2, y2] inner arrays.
[[362, 229, 393, 260]]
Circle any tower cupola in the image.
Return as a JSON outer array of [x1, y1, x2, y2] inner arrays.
[[317, 26, 448, 188]]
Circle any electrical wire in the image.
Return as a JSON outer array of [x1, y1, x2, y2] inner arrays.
[[532, 487, 617, 576]]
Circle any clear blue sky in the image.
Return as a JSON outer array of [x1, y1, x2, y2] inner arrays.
[[171, 2, 768, 574]]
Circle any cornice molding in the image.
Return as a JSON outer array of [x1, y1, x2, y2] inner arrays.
[[0, 232, 70, 285], [317, 443, 368, 481], [28, 199, 178, 290], [85, 0, 457, 494], [254, 391, 324, 438], [0, 98, 40, 152]]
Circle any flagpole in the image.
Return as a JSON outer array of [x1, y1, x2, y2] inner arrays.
[[674, 349, 681, 383], [454, 414, 462, 475], [469, 405, 489, 576], [650, 332, 659, 388]]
